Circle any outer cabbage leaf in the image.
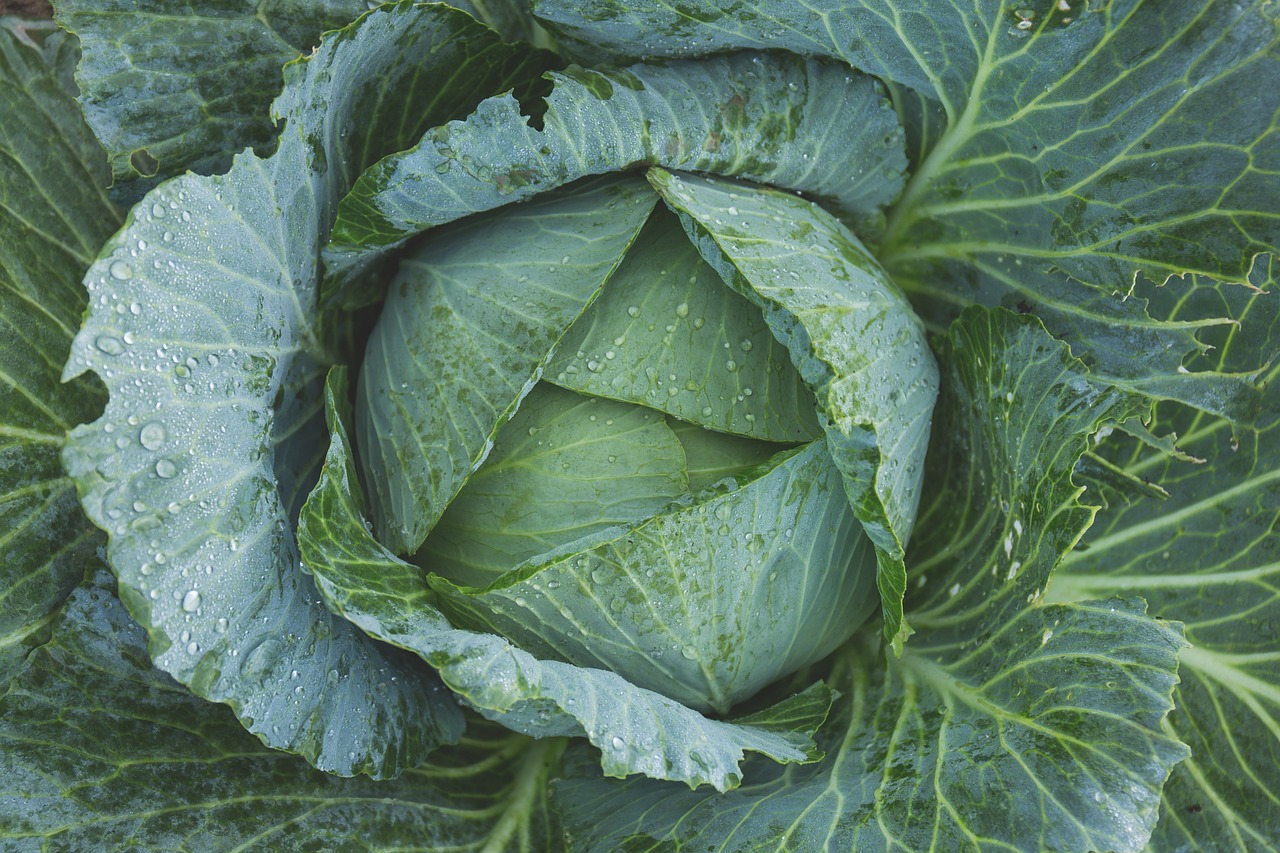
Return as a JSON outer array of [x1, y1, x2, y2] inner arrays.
[[55, 0, 550, 195], [59, 2, 551, 777], [322, 51, 906, 308], [0, 20, 116, 681], [299, 368, 834, 793], [535, 0, 1280, 428], [1051, 266, 1280, 851], [0, 570, 568, 852], [55, 0, 372, 190], [552, 307, 1189, 853], [649, 169, 935, 652]]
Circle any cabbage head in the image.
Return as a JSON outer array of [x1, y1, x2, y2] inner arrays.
[[2, 1, 1277, 851]]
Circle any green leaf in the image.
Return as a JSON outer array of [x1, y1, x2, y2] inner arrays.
[[300, 368, 828, 793], [419, 381, 690, 588], [54, 0, 371, 190], [356, 176, 658, 555], [1049, 269, 1280, 851], [552, 308, 1188, 853], [548, 203, 822, 442], [667, 419, 790, 493], [536, 0, 1280, 425], [0, 20, 117, 682], [0, 571, 569, 852], [59, 1, 552, 777], [431, 437, 876, 715], [322, 51, 906, 307], [649, 169, 936, 653]]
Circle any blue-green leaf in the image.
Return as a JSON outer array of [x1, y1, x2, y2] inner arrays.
[[431, 435, 875, 715], [322, 51, 906, 307], [548, 204, 822, 442], [59, 1, 551, 777], [55, 0, 371, 191], [418, 381, 690, 588]]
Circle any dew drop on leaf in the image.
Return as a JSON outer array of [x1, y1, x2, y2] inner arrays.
[[95, 335, 124, 355], [139, 422, 167, 451]]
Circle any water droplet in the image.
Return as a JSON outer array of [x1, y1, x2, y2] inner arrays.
[[627, 305, 640, 318], [139, 422, 167, 451], [181, 589, 201, 612], [109, 260, 133, 280], [187, 641, 199, 655], [95, 335, 124, 355], [215, 617, 229, 633], [675, 302, 689, 318], [155, 458, 178, 478], [610, 736, 625, 750]]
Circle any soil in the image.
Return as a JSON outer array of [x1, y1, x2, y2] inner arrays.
[[0, 0, 54, 18]]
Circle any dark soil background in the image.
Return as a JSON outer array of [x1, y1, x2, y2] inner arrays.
[[0, 0, 54, 17]]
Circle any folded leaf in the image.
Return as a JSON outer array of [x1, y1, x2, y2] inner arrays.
[[548, 204, 822, 442], [431, 435, 875, 715], [356, 176, 657, 554], [649, 168, 936, 653]]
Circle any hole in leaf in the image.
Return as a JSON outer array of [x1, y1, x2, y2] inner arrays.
[[130, 148, 159, 177]]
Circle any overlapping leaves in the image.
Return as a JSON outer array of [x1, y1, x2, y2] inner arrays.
[[1051, 265, 1280, 851], [0, 571, 566, 851], [58, 2, 549, 777], [535, 0, 1279, 426], [54, 0, 549, 194], [300, 368, 833, 792], [552, 309, 1189, 852]]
